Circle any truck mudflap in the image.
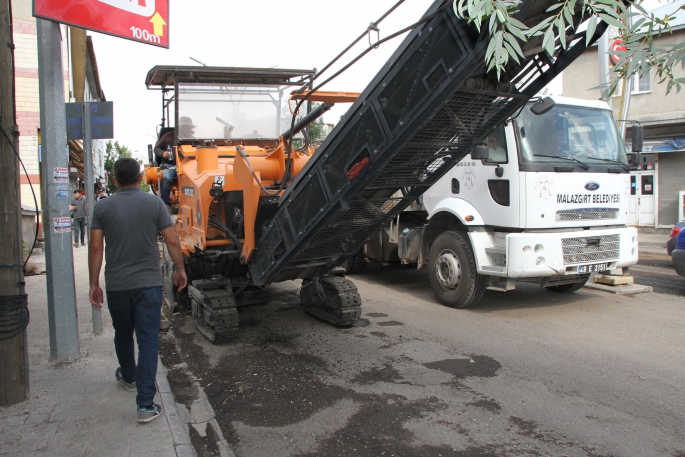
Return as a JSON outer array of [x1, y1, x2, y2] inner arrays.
[[300, 276, 362, 327]]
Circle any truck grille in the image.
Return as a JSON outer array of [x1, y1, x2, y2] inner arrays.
[[556, 209, 618, 221], [561, 234, 620, 265]]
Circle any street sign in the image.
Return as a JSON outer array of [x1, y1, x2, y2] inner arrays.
[[34, 0, 169, 48], [65, 102, 114, 140], [609, 39, 627, 66]]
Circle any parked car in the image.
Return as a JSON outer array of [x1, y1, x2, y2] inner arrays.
[[671, 228, 685, 276], [666, 222, 685, 256]]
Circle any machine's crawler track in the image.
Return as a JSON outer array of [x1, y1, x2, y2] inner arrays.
[[189, 281, 239, 343], [300, 276, 361, 327]]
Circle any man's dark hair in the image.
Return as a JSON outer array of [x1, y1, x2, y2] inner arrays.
[[113, 157, 141, 186], [73, 190, 80, 195]]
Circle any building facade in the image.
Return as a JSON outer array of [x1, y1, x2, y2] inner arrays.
[[12, 0, 107, 213]]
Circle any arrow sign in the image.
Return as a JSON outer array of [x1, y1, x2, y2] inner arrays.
[[150, 12, 167, 37], [34, 0, 170, 48]]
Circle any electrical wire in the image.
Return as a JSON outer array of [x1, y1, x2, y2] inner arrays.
[[0, 125, 40, 270], [208, 214, 243, 250], [0, 294, 29, 340]]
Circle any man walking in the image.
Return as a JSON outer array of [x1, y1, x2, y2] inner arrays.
[[88, 157, 187, 423], [70, 190, 87, 247]]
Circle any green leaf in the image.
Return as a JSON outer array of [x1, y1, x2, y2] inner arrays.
[[542, 26, 556, 56], [599, 13, 625, 29], [504, 42, 521, 64], [586, 15, 598, 46], [557, 17, 567, 49], [504, 32, 525, 57], [527, 17, 553, 37], [505, 22, 527, 41], [546, 3, 564, 12]]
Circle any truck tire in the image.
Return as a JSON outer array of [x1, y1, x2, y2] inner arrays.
[[428, 231, 486, 308], [545, 278, 588, 293], [342, 251, 367, 274]]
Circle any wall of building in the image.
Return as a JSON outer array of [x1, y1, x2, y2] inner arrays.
[[12, 0, 71, 210]]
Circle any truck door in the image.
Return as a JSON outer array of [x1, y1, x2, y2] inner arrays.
[[449, 124, 520, 226]]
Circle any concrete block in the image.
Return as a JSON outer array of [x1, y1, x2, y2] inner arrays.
[[594, 275, 634, 285]]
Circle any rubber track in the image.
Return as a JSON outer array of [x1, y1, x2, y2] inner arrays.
[[301, 276, 362, 327], [191, 287, 239, 343]]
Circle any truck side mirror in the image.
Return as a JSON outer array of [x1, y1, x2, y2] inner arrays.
[[471, 144, 489, 160], [530, 97, 555, 115], [631, 125, 643, 152]]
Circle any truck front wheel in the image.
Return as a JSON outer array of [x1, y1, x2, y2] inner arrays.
[[428, 231, 486, 308]]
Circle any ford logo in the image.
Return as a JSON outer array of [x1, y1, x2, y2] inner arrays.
[[584, 182, 600, 191]]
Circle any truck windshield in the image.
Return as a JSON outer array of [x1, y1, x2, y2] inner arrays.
[[515, 104, 627, 169], [176, 83, 304, 141]]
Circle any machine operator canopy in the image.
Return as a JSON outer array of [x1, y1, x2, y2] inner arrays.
[[146, 66, 316, 141]]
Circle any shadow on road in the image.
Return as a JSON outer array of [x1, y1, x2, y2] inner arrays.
[[350, 263, 599, 314]]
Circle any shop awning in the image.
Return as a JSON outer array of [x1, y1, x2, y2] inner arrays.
[[625, 135, 685, 154]]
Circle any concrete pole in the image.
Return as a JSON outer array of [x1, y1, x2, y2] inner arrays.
[[37, 19, 80, 361], [598, 31, 612, 107], [0, 0, 27, 406], [82, 104, 101, 334]]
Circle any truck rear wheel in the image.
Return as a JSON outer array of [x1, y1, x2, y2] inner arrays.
[[428, 231, 486, 309], [342, 251, 367, 274], [545, 278, 588, 293]]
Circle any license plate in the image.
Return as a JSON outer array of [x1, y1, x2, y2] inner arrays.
[[577, 263, 609, 274]]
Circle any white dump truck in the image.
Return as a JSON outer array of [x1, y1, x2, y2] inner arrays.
[[348, 96, 640, 308]]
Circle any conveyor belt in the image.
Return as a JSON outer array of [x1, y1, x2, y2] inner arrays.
[[249, 0, 609, 286]]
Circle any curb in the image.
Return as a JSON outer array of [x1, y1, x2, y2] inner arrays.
[[157, 356, 196, 457]]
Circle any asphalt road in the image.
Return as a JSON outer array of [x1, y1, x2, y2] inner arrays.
[[161, 264, 685, 457], [630, 254, 685, 295]]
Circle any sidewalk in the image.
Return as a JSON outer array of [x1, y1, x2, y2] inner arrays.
[[0, 244, 192, 457], [637, 227, 671, 257]]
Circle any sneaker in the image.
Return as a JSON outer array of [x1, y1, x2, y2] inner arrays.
[[115, 367, 137, 392], [137, 403, 162, 423], [81, 243, 86, 246], [74, 243, 79, 248]]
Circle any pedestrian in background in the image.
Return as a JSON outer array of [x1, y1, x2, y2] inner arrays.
[[88, 157, 187, 423], [70, 189, 87, 247], [97, 190, 107, 202]]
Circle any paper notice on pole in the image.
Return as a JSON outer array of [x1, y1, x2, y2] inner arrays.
[[53, 217, 72, 233], [54, 167, 69, 183], [56, 183, 69, 198]]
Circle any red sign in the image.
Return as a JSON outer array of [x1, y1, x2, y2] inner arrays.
[[34, 0, 169, 48], [609, 39, 627, 66]]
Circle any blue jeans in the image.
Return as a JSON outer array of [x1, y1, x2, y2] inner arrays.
[[106, 286, 163, 406], [160, 168, 176, 205], [73, 217, 85, 244]]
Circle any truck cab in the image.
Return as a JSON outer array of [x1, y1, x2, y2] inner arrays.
[[360, 96, 638, 308]]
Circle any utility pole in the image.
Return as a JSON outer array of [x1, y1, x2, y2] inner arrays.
[[598, 31, 611, 107], [82, 104, 101, 333], [0, 0, 28, 405], [37, 19, 80, 361]]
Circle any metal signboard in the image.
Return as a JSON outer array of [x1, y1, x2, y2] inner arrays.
[[34, 0, 169, 48], [66, 102, 114, 140]]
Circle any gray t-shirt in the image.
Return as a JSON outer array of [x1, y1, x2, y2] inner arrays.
[[71, 197, 87, 218], [91, 187, 173, 291]]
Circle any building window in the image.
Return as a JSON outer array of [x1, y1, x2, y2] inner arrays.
[[632, 69, 652, 93]]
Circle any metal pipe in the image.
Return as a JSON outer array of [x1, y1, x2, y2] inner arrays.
[[281, 102, 334, 140]]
